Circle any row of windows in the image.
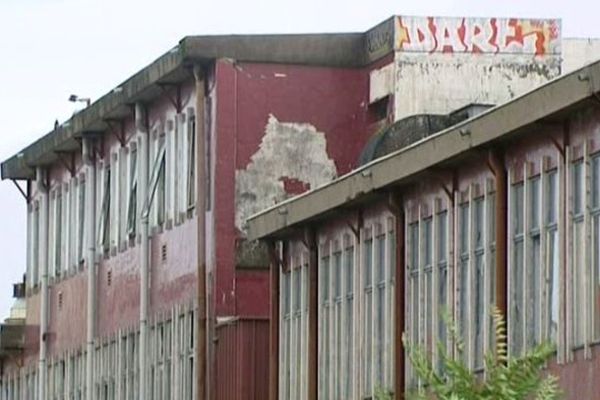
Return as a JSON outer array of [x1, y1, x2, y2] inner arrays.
[[278, 156, 600, 395], [0, 309, 196, 400], [407, 189, 497, 381], [26, 111, 197, 287], [280, 219, 396, 400]]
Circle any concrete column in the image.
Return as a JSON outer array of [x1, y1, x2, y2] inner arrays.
[[37, 167, 49, 400], [83, 138, 96, 400], [136, 103, 150, 400], [268, 243, 279, 400], [194, 66, 207, 400]]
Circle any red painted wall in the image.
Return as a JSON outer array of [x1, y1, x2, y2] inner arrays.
[[213, 57, 392, 318]]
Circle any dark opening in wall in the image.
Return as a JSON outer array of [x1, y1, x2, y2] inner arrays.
[[368, 95, 390, 122]]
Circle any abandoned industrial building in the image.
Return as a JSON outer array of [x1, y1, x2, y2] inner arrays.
[[1, 14, 600, 400]]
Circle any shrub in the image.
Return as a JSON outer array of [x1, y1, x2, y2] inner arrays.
[[403, 308, 560, 400]]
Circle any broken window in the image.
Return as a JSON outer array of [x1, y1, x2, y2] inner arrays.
[[187, 114, 196, 210], [54, 189, 62, 277], [78, 175, 86, 264], [32, 201, 40, 286], [98, 165, 111, 254], [157, 134, 166, 227], [148, 137, 166, 228], [127, 145, 138, 238]]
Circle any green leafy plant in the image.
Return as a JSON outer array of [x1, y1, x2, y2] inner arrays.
[[403, 308, 560, 400], [374, 386, 393, 400]]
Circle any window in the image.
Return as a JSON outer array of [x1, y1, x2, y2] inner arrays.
[[319, 252, 330, 399], [333, 249, 342, 399], [511, 182, 525, 356], [436, 211, 448, 372], [375, 232, 387, 387], [473, 198, 485, 368], [408, 221, 419, 385], [157, 135, 166, 227], [148, 137, 166, 229], [544, 171, 560, 344], [99, 165, 111, 254], [362, 236, 373, 396], [343, 241, 354, 399], [571, 161, 585, 347], [592, 157, 600, 341], [422, 218, 433, 357], [127, 145, 138, 239], [187, 114, 196, 210], [458, 203, 470, 350], [54, 190, 62, 277], [526, 177, 542, 349], [32, 202, 40, 286], [76, 175, 86, 264]]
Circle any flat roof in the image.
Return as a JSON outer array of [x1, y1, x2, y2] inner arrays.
[[247, 58, 600, 241], [1, 17, 396, 181]]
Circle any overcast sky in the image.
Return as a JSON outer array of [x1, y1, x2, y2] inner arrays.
[[1, 0, 599, 319]]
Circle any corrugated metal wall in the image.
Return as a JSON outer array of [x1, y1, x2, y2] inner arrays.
[[215, 318, 269, 400]]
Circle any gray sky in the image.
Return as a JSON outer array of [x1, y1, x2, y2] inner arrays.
[[1, 0, 599, 319]]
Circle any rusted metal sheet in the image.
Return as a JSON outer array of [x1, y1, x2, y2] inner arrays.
[[215, 318, 269, 400]]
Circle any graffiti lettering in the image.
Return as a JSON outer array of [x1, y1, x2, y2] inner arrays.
[[395, 16, 560, 56]]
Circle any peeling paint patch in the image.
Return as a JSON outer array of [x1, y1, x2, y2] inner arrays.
[[236, 115, 337, 231]]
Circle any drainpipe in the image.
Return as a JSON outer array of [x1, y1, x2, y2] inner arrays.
[[193, 65, 207, 400], [137, 103, 150, 400], [83, 137, 97, 400], [268, 242, 279, 400], [37, 167, 49, 400], [488, 150, 508, 320]]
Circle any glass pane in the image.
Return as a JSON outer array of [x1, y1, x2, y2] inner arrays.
[[594, 157, 600, 209], [573, 222, 585, 346], [321, 256, 330, 303], [527, 235, 541, 348], [344, 245, 354, 398], [573, 162, 584, 216], [474, 199, 484, 249], [437, 211, 447, 263], [512, 240, 524, 356], [424, 218, 433, 266], [334, 252, 342, 299], [530, 177, 540, 229], [364, 239, 373, 287], [409, 223, 419, 271], [513, 183, 524, 235], [474, 253, 484, 368], [437, 267, 448, 373], [548, 229, 559, 343], [377, 235, 386, 283], [425, 269, 433, 355], [546, 171, 558, 225]]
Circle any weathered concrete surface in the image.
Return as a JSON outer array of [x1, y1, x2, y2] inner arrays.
[[235, 115, 336, 232], [563, 38, 600, 73], [394, 52, 561, 120]]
